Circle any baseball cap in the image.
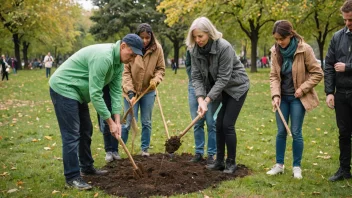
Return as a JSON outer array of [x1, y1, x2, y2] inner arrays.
[[122, 34, 143, 56]]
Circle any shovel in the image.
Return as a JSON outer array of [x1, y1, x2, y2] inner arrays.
[[115, 135, 144, 179], [121, 84, 153, 124], [156, 88, 170, 139], [123, 95, 140, 154], [275, 103, 292, 137], [165, 114, 202, 153]]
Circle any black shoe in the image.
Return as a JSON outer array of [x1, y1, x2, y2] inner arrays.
[[329, 168, 352, 182], [206, 155, 215, 165], [206, 160, 225, 171], [65, 177, 92, 190], [223, 158, 237, 174], [81, 167, 108, 176], [190, 153, 203, 163]]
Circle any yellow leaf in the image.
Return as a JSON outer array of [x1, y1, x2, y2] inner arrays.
[[52, 190, 60, 194], [0, 172, 9, 176], [316, 128, 321, 131], [44, 147, 51, 150], [16, 181, 24, 186], [246, 146, 253, 150], [44, 136, 52, 140], [32, 139, 38, 142], [313, 163, 318, 166], [11, 167, 17, 170], [94, 192, 99, 197]]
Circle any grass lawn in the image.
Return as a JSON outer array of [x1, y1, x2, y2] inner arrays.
[[0, 67, 350, 197]]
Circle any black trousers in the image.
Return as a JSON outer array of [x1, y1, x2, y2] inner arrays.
[[216, 90, 248, 161], [2, 72, 8, 81], [335, 91, 352, 172]]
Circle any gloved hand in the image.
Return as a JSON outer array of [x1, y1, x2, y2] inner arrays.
[[150, 79, 157, 89]]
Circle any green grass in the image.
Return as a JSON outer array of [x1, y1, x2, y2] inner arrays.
[[0, 68, 349, 197]]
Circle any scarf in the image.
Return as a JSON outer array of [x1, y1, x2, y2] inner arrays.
[[279, 37, 298, 74], [198, 39, 213, 55]]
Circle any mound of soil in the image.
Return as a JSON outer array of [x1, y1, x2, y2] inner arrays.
[[85, 153, 251, 198]]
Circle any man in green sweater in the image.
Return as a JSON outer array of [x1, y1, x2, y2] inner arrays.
[[49, 34, 143, 190]]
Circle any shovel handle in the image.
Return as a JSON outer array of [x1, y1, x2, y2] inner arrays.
[[179, 114, 202, 138], [116, 136, 139, 170], [156, 89, 170, 139], [121, 84, 153, 123], [275, 103, 292, 137]]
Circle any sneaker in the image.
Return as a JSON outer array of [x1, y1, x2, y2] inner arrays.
[[141, 150, 150, 157], [105, 152, 113, 163], [65, 177, 92, 190], [206, 160, 225, 171], [190, 153, 203, 163], [206, 155, 215, 165], [266, 164, 284, 175], [329, 168, 352, 182], [112, 151, 121, 160], [81, 167, 108, 176], [293, 166, 302, 179], [223, 158, 237, 174]]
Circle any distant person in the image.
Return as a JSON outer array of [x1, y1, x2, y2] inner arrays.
[[1, 54, 9, 81], [261, 56, 268, 68], [267, 20, 323, 179], [171, 59, 178, 74], [186, 17, 250, 174], [44, 52, 54, 78], [10, 57, 17, 74], [49, 34, 143, 190], [325, 0, 352, 182], [185, 48, 219, 165], [121, 23, 165, 157]]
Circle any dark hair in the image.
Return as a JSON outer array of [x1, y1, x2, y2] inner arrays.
[[341, 0, 352, 12], [272, 20, 303, 66], [136, 23, 155, 49]]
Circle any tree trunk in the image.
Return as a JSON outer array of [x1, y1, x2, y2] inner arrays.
[[250, 34, 258, 73], [13, 33, 21, 70], [22, 41, 30, 69], [173, 40, 180, 68]]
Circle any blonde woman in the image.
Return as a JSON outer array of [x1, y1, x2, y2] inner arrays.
[[186, 17, 249, 174]]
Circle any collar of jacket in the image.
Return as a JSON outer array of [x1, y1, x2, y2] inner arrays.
[[144, 42, 157, 56], [113, 40, 121, 65], [193, 39, 218, 59]]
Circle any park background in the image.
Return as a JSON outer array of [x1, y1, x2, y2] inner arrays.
[[0, 0, 350, 197]]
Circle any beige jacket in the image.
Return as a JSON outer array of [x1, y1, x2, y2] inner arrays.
[[122, 42, 165, 96], [270, 40, 323, 112]]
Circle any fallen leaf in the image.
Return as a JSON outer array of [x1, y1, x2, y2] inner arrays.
[[312, 192, 321, 195], [52, 190, 60, 194], [246, 146, 253, 150], [94, 192, 99, 197], [52, 142, 56, 146], [313, 163, 318, 166], [11, 167, 17, 170], [0, 136, 2, 140], [32, 139, 38, 142], [16, 181, 24, 186], [36, 117, 40, 121], [7, 188, 18, 193], [44, 147, 51, 150], [316, 128, 321, 131], [44, 136, 52, 140], [0, 172, 9, 176]]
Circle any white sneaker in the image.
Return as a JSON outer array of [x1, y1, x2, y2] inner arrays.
[[266, 164, 284, 175], [293, 166, 302, 179], [105, 152, 113, 163], [141, 150, 150, 157], [112, 152, 121, 160]]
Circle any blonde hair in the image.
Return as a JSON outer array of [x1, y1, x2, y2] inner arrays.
[[185, 17, 223, 47]]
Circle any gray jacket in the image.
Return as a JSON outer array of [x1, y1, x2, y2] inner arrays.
[[191, 38, 249, 101]]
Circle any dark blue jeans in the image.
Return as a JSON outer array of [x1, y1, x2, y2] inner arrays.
[[275, 95, 306, 167], [335, 90, 352, 172], [46, 68, 51, 78], [50, 88, 94, 182]]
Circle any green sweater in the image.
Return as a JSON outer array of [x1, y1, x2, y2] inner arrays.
[[49, 41, 123, 120]]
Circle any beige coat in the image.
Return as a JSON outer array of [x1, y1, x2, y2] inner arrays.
[[122, 42, 165, 97], [270, 40, 323, 112]]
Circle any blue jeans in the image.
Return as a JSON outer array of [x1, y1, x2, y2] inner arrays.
[[275, 95, 306, 167], [98, 86, 118, 153], [50, 88, 94, 182], [188, 84, 218, 156], [12, 67, 16, 74], [46, 68, 51, 78], [121, 91, 155, 151]]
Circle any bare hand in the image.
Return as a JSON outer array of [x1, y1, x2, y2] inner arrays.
[[294, 88, 303, 98], [272, 96, 280, 111], [150, 79, 157, 89], [326, 94, 335, 109], [197, 100, 208, 117], [334, 62, 346, 72]]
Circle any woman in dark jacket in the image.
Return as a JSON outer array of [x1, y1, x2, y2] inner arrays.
[[1, 55, 9, 81], [186, 17, 250, 174]]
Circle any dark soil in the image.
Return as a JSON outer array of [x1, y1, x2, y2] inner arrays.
[[85, 153, 251, 198], [164, 136, 182, 153]]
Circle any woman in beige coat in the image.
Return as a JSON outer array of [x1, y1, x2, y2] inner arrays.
[[267, 20, 323, 179]]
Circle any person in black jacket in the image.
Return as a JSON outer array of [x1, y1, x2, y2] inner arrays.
[[1, 55, 9, 81], [325, 0, 352, 182]]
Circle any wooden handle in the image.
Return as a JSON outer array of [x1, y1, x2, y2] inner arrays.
[[116, 136, 139, 169], [179, 114, 202, 138], [121, 84, 153, 123], [275, 103, 292, 137], [156, 89, 170, 139]]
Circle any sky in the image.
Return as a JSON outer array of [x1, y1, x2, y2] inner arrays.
[[75, 0, 96, 10]]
